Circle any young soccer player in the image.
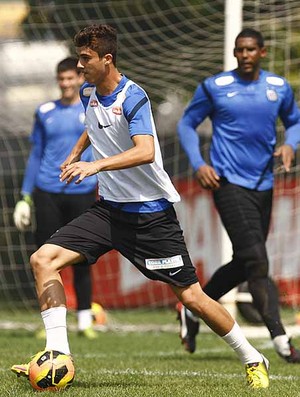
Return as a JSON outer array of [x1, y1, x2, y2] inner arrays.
[[177, 28, 300, 363], [12, 24, 269, 389]]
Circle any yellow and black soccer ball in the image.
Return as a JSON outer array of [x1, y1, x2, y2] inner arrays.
[[29, 350, 75, 391]]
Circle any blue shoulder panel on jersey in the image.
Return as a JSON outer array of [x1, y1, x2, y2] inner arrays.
[[123, 85, 153, 136], [126, 97, 149, 122]]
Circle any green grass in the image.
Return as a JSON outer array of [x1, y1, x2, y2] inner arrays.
[[1, 309, 300, 396]]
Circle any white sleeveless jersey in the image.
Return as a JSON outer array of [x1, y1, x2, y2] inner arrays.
[[84, 80, 180, 203]]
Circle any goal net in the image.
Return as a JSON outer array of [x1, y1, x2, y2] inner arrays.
[[1, 0, 300, 316]]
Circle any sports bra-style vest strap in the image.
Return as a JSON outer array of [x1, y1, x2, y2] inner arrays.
[[122, 79, 134, 93], [114, 80, 134, 106]]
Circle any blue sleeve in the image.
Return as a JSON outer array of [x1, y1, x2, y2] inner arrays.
[[21, 112, 44, 195], [177, 82, 214, 171], [279, 83, 300, 151], [123, 86, 154, 136]]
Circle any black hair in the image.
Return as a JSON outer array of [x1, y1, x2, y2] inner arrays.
[[235, 28, 265, 48], [56, 57, 79, 74], [74, 24, 117, 66]]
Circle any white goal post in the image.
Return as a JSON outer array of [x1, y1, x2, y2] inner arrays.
[[219, 0, 243, 317]]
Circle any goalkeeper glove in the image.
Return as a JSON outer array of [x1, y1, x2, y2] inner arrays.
[[13, 194, 33, 231]]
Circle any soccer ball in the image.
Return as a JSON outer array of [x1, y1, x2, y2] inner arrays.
[[29, 350, 75, 391]]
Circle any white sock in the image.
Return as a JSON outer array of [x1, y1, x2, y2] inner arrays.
[[77, 309, 93, 331], [273, 334, 290, 356], [41, 307, 70, 355], [222, 322, 262, 364]]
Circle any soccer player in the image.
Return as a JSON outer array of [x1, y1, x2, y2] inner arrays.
[[177, 28, 300, 363], [12, 24, 269, 389], [13, 57, 98, 339]]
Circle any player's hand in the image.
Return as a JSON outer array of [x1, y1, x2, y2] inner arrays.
[[274, 144, 294, 172], [13, 195, 32, 231], [60, 153, 81, 171], [60, 161, 99, 184], [195, 164, 220, 190]]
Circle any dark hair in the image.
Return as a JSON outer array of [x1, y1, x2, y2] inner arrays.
[[235, 28, 264, 48], [56, 57, 79, 74], [74, 24, 117, 65]]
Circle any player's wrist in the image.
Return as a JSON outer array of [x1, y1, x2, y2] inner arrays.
[[21, 194, 33, 206]]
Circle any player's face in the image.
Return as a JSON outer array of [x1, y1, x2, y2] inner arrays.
[[234, 37, 266, 79], [76, 46, 110, 85], [57, 70, 83, 101]]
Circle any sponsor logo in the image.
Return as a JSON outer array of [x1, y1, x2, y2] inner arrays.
[[45, 117, 53, 124], [227, 91, 239, 98], [112, 106, 122, 115], [98, 122, 112, 129], [90, 99, 98, 107], [266, 89, 278, 101], [83, 87, 94, 97], [169, 269, 182, 276], [145, 255, 184, 270]]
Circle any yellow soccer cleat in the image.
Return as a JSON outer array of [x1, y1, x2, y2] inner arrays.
[[11, 363, 29, 379], [35, 328, 46, 340], [91, 302, 107, 325], [78, 327, 98, 339], [245, 355, 270, 389]]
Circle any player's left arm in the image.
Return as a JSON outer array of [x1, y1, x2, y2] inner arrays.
[[275, 82, 300, 171]]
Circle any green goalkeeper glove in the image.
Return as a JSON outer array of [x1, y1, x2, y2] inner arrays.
[[13, 194, 33, 231]]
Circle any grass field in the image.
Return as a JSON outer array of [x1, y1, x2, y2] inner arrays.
[[1, 309, 300, 396]]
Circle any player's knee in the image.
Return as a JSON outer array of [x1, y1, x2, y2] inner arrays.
[[246, 260, 268, 280], [236, 243, 269, 280], [179, 284, 207, 316], [30, 246, 58, 277]]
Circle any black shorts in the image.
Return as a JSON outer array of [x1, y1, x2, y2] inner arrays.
[[46, 200, 198, 287]]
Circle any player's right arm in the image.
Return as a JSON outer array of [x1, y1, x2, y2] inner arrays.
[[60, 130, 91, 171], [177, 82, 220, 189], [60, 82, 93, 171]]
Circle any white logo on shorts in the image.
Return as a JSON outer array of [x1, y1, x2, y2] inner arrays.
[[169, 269, 182, 276], [145, 255, 184, 270]]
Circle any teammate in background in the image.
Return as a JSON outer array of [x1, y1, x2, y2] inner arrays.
[[11, 24, 270, 389], [13, 57, 98, 339], [177, 28, 300, 363]]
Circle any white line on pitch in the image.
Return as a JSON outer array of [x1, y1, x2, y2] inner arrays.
[[76, 367, 300, 382]]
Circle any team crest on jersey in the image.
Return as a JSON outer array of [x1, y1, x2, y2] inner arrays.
[[266, 89, 278, 101], [112, 106, 122, 115], [90, 99, 98, 107]]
